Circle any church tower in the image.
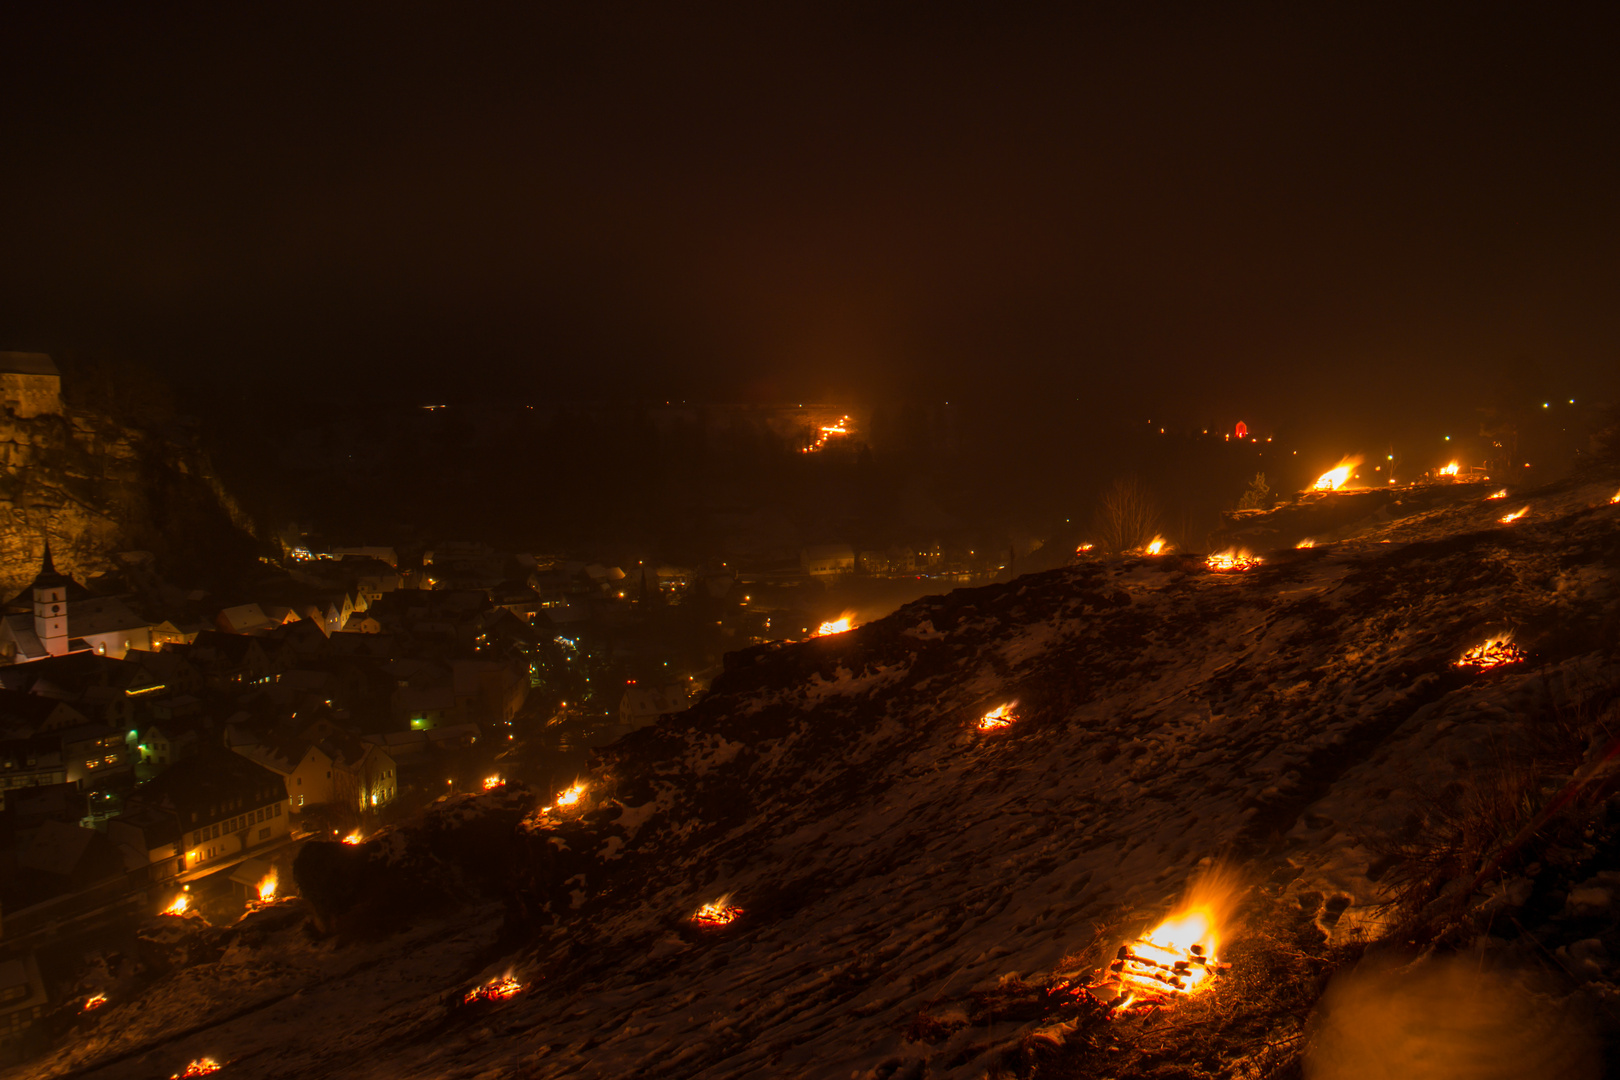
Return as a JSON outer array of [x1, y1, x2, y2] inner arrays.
[[31, 542, 70, 656]]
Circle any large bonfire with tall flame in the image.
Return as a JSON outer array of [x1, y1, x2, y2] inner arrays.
[[1310, 456, 1362, 492], [1092, 873, 1237, 1014], [814, 611, 857, 637]]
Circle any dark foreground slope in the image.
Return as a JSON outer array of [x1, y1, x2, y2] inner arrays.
[[16, 472, 1620, 1080]]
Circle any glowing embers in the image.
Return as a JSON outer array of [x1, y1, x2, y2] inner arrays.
[[692, 895, 744, 928], [1499, 505, 1530, 524], [171, 1060, 222, 1078], [463, 974, 522, 1005], [1487, 488, 1508, 500], [1455, 635, 1526, 672], [80, 992, 107, 1013], [1311, 456, 1362, 492], [162, 893, 190, 916], [801, 415, 853, 453], [977, 702, 1019, 732], [1108, 904, 1227, 1006], [1205, 550, 1262, 572], [483, 774, 505, 791], [814, 611, 857, 637]]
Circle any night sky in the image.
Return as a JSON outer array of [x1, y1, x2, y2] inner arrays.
[[2, 3, 1618, 431]]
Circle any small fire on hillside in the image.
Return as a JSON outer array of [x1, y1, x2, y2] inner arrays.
[[1610, 489, 1619, 504], [1438, 462, 1460, 477], [162, 893, 189, 916], [80, 993, 107, 1013], [1206, 550, 1262, 572], [257, 869, 278, 904], [171, 1060, 221, 1078], [1140, 536, 1168, 556], [801, 416, 853, 453], [463, 975, 522, 1005], [815, 612, 856, 637], [1487, 488, 1508, 500], [483, 775, 505, 791], [1499, 506, 1529, 524], [341, 831, 363, 845], [1312, 456, 1362, 492], [1455, 635, 1526, 672], [1295, 538, 1316, 549], [693, 896, 744, 928], [977, 702, 1019, 731], [555, 781, 588, 811], [1107, 905, 1227, 1007]]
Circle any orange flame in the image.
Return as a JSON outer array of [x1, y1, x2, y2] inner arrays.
[[1311, 457, 1362, 492], [171, 1060, 221, 1078], [1074, 542, 1095, 555], [814, 612, 856, 637], [1142, 536, 1168, 556], [483, 775, 505, 791], [1486, 488, 1508, 500], [256, 869, 278, 904], [162, 893, 189, 916], [977, 702, 1018, 731], [1206, 550, 1262, 572], [1610, 490, 1619, 505], [1438, 462, 1459, 477], [801, 415, 853, 453], [555, 781, 587, 811], [1455, 634, 1526, 671], [1106, 869, 1238, 1005], [693, 895, 744, 927], [463, 974, 522, 1004], [341, 830, 363, 845], [1499, 506, 1529, 524], [80, 992, 107, 1013], [1295, 538, 1316, 549]]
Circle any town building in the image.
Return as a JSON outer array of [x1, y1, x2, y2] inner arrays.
[[0, 546, 153, 663], [0, 351, 62, 418], [108, 750, 291, 880]]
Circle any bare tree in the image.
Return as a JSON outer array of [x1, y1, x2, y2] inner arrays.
[[1094, 475, 1162, 554]]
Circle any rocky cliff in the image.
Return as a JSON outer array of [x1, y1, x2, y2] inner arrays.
[[0, 406, 261, 597]]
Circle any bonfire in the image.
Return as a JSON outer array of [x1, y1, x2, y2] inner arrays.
[[1611, 489, 1619, 505], [1140, 536, 1168, 556], [1499, 506, 1529, 524], [814, 612, 856, 637], [1437, 462, 1459, 478], [463, 974, 522, 1005], [171, 1060, 221, 1078], [80, 992, 107, 1013], [1295, 538, 1316, 549], [554, 781, 587, 811], [692, 896, 744, 928], [977, 702, 1019, 731], [341, 830, 363, 845], [1206, 550, 1262, 572], [1487, 488, 1508, 500], [162, 893, 190, 917], [483, 774, 505, 791], [256, 869, 278, 905], [1455, 635, 1526, 672], [1311, 457, 1361, 492]]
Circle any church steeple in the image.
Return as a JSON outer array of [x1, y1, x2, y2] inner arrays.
[[31, 539, 70, 656]]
